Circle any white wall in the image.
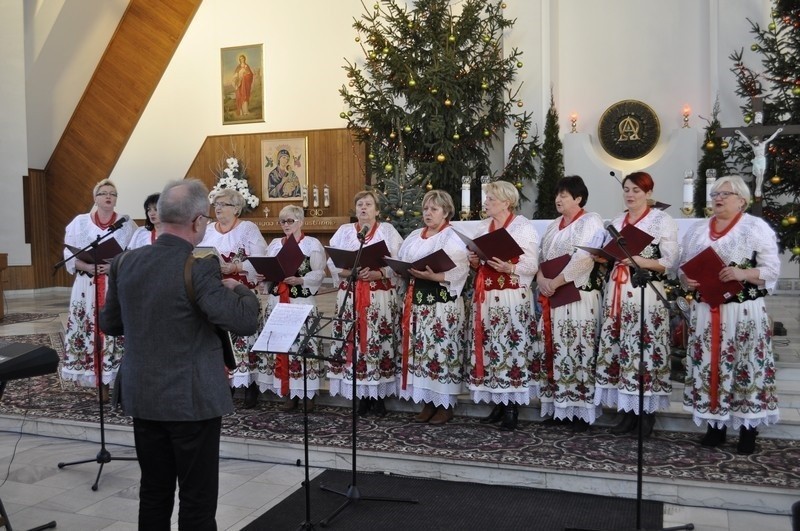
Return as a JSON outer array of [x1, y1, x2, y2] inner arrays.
[[1, 1, 30, 265]]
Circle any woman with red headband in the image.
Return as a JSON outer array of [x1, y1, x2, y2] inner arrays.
[[679, 175, 780, 454], [594, 172, 679, 437]]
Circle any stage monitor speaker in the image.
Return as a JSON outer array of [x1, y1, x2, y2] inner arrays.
[[0, 341, 59, 381]]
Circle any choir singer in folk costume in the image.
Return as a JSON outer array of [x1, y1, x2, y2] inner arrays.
[[395, 190, 470, 425], [62, 179, 137, 398], [594, 172, 679, 437], [467, 181, 539, 432], [256, 205, 326, 412], [199, 188, 268, 408], [327, 190, 403, 417], [533, 176, 605, 433], [127, 193, 161, 250], [679, 175, 780, 455]]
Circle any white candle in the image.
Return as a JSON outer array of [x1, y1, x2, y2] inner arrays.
[[705, 177, 716, 203], [683, 179, 693, 203], [460, 176, 471, 212], [312, 185, 319, 208], [301, 186, 308, 208], [323, 184, 330, 208]]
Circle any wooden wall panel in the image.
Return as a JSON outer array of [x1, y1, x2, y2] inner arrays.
[[40, 0, 201, 289], [185, 128, 367, 223]]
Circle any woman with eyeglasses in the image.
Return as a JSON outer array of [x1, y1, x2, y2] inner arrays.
[[594, 172, 679, 438], [256, 206, 326, 412], [62, 179, 137, 400], [679, 175, 780, 454], [127, 193, 161, 249], [327, 190, 403, 417], [200, 187, 268, 408]]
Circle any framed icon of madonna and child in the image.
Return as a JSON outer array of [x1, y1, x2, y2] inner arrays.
[[261, 137, 308, 201], [221, 44, 264, 125]]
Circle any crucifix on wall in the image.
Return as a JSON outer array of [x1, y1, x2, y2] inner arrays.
[[717, 96, 800, 216]]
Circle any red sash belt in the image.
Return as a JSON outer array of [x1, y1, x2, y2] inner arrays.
[[400, 279, 415, 390], [95, 274, 107, 382], [338, 279, 392, 364], [539, 294, 555, 382], [610, 263, 629, 334], [274, 282, 291, 395], [709, 305, 721, 411]]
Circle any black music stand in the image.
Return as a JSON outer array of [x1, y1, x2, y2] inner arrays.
[[318, 232, 417, 527], [603, 230, 694, 531], [53, 228, 137, 491]]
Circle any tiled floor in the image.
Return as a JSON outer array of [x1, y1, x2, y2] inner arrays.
[[0, 288, 796, 530]]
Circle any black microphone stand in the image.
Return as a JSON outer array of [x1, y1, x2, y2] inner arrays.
[[53, 224, 136, 491], [605, 228, 694, 531], [318, 232, 417, 527]]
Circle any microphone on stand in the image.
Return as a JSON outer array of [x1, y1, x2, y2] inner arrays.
[[604, 221, 626, 246], [609, 171, 622, 184], [356, 224, 370, 242], [107, 215, 130, 232]]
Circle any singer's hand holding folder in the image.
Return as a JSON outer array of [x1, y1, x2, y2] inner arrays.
[[453, 228, 523, 262], [679, 247, 744, 307], [576, 223, 654, 262], [383, 249, 456, 279], [247, 234, 305, 282], [326, 240, 390, 270], [66, 238, 124, 265], [538, 254, 581, 308]]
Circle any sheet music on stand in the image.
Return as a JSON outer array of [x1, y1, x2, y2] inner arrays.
[[253, 303, 314, 352]]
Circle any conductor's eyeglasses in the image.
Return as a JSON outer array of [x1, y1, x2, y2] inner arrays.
[[709, 191, 738, 199], [278, 219, 297, 225]]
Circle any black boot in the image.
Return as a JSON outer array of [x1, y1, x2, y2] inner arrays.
[[373, 398, 387, 417], [700, 424, 727, 447], [357, 398, 371, 417], [641, 413, 656, 438], [610, 411, 638, 435], [243, 383, 260, 409], [498, 404, 519, 432], [571, 418, 590, 433], [480, 403, 506, 424], [737, 426, 758, 455]]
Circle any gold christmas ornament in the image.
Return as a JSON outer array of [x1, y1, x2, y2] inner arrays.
[[788, 215, 798, 224], [743, 114, 752, 124], [769, 22, 777, 31], [517, 101, 523, 107], [521, 132, 528, 139], [483, 129, 491, 137], [482, 34, 491, 43], [448, 35, 456, 43], [426, 182, 433, 190], [705, 141, 716, 150], [481, 82, 489, 90], [384, 163, 393, 172], [750, 43, 759, 51], [515, 181, 523, 189], [389, 131, 396, 139], [502, 2, 507, 7], [355, 36, 360, 42], [452, 133, 460, 140], [444, 98, 452, 106], [431, 87, 438, 94], [516, 61, 523, 68], [793, 86, 800, 96], [792, 246, 800, 256], [382, 47, 389, 54], [364, 127, 371, 134], [720, 140, 729, 149], [685, 293, 694, 302], [436, 153, 446, 162], [408, 78, 417, 87], [781, 218, 790, 227], [396, 208, 405, 216], [403, 125, 412, 133], [770, 175, 781, 184], [339, 112, 347, 119]]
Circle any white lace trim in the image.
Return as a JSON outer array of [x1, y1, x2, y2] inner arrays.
[[470, 390, 529, 406], [594, 388, 670, 413], [328, 380, 395, 399], [691, 411, 780, 430], [540, 403, 601, 424], [396, 386, 458, 408]]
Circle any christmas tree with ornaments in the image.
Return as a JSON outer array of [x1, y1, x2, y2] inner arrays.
[[728, 0, 800, 259], [339, 0, 539, 235]]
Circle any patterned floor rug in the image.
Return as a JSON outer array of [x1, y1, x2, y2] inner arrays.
[[0, 313, 59, 325], [2, 333, 799, 491]]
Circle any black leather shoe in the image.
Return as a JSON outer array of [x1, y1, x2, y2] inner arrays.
[[357, 398, 371, 417], [640, 413, 656, 438], [480, 403, 506, 424], [373, 398, 387, 417], [700, 424, 727, 447], [498, 404, 518, 432], [571, 418, 590, 433], [610, 412, 638, 435], [737, 426, 758, 455], [243, 383, 260, 409]]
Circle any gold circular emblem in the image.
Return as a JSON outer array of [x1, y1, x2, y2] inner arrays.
[[598, 100, 660, 160]]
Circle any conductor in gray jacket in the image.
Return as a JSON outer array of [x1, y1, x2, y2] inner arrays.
[[101, 178, 259, 530]]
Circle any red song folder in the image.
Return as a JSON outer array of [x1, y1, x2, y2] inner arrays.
[[576, 223, 654, 262], [247, 234, 305, 282], [383, 249, 457, 279], [66, 238, 124, 265], [679, 247, 743, 307], [538, 253, 581, 308], [325, 240, 390, 271], [453, 227, 523, 262]]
